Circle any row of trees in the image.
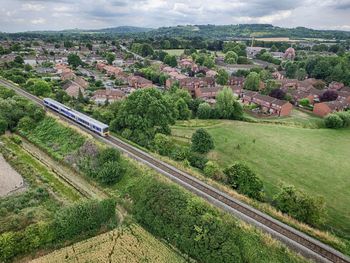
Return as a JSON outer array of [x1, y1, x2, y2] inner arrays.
[[284, 54, 350, 85]]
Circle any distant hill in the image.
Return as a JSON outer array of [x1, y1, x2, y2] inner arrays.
[[140, 24, 350, 40], [93, 26, 153, 34]]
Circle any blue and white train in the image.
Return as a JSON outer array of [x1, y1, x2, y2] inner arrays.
[[43, 98, 109, 137]]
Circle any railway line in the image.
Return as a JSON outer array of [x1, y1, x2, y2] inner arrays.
[[1, 78, 349, 263]]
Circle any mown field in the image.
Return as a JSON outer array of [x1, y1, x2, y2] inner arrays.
[[163, 49, 185, 56], [32, 224, 187, 263], [172, 118, 350, 238]]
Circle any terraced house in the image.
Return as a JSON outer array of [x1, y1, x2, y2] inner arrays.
[[242, 90, 293, 116]]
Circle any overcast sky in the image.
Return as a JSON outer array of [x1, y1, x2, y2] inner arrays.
[[1, 0, 350, 32]]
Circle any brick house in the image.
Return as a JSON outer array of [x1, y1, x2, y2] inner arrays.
[[62, 81, 84, 98], [313, 100, 350, 117], [127, 75, 153, 89], [242, 90, 293, 116], [175, 77, 216, 97], [194, 86, 222, 99], [228, 76, 245, 86], [92, 89, 125, 105], [61, 71, 76, 81]]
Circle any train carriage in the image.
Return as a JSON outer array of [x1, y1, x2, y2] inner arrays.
[[43, 98, 109, 137]]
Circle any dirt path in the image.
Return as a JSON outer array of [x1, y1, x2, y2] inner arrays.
[[0, 154, 26, 197], [21, 139, 108, 200]]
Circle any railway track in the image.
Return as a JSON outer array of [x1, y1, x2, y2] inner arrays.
[[1, 78, 349, 263]]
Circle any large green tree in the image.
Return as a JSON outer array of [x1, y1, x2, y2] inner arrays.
[[106, 52, 116, 65], [191, 128, 214, 154], [67, 53, 83, 68], [113, 88, 176, 147], [243, 72, 260, 91], [215, 87, 243, 120], [32, 80, 51, 96], [216, 69, 229, 85], [224, 51, 238, 64]]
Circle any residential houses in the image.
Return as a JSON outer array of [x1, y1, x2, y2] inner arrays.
[[242, 90, 293, 116], [313, 100, 350, 117], [92, 89, 125, 105], [167, 77, 216, 96], [127, 75, 154, 89]]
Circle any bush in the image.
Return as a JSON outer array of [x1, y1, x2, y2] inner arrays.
[[187, 152, 208, 170], [298, 98, 310, 107], [224, 162, 264, 200], [335, 111, 350, 127], [170, 145, 188, 161], [325, 114, 344, 129], [53, 199, 117, 240], [204, 161, 224, 181], [17, 116, 36, 132], [197, 103, 212, 119], [191, 128, 214, 154], [154, 133, 174, 156], [273, 185, 326, 226], [97, 161, 125, 185]]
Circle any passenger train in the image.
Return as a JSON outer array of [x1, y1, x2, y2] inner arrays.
[[43, 98, 109, 137]]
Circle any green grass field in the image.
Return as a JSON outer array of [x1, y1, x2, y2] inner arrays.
[[172, 119, 350, 238], [163, 49, 185, 56]]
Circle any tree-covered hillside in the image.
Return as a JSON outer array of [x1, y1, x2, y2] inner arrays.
[[142, 24, 350, 40]]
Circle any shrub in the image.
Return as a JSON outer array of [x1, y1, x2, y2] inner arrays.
[[191, 128, 214, 154], [197, 103, 212, 119], [325, 114, 344, 128], [97, 147, 120, 164], [53, 199, 116, 240], [170, 145, 188, 161], [298, 98, 310, 107], [273, 185, 326, 226], [224, 162, 264, 200], [17, 116, 35, 132], [204, 161, 224, 181], [335, 111, 350, 127], [187, 152, 208, 170], [154, 133, 174, 156], [97, 161, 125, 185]]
